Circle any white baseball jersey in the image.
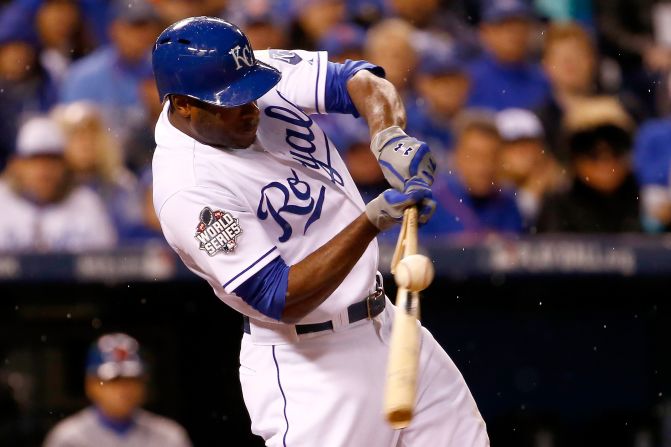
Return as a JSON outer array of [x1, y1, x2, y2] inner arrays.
[[0, 180, 116, 252], [153, 49, 379, 325], [43, 407, 191, 447], [153, 49, 489, 447]]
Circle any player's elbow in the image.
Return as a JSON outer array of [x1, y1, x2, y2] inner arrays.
[[279, 290, 327, 324]]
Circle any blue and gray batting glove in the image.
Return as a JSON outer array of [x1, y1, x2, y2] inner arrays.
[[371, 126, 437, 191], [365, 181, 437, 231]]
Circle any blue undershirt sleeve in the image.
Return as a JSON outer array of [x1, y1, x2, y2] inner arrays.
[[233, 256, 289, 321], [325, 59, 385, 117]]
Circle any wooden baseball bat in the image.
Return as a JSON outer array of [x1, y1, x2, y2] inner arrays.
[[384, 207, 421, 429]]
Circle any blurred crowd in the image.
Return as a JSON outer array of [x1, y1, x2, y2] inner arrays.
[[3, 0, 671, 251]]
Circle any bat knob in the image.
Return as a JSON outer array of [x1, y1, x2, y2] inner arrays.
[[394, 254, 434, 292]]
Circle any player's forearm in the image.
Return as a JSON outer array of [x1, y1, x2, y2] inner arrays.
[[347, 70, 406, 137], [282, 213, 379, 323]]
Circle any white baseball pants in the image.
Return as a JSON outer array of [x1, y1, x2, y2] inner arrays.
[[239, 299, 489, 446]]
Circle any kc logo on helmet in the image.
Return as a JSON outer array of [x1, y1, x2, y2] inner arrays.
[[229, 44, 255, 70], [194, 207, 242, 256]]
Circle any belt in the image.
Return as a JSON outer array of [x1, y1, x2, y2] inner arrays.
[[243, 284, 385, 335]]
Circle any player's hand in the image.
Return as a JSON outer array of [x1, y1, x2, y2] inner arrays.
[[371, 126, 437, 191], [365, 179, 436, 231]]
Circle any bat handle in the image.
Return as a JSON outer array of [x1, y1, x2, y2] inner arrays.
[[403, 207, 418, 257], [391, 206, 419, 273]]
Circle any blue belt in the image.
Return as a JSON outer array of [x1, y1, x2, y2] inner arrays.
[[243, 285, 385, 335]]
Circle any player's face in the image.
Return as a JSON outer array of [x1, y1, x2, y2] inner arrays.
[[176, 97, 261, 149], [85, 376, 146, 420]]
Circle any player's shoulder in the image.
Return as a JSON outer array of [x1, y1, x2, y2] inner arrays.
[[43, 408, 97, 446], [135, 409, 191, 445], [0, 179, 14, 199], [152, 142, 242, 217], [255, 48, 324, 72], [155, 184, 242, 226]]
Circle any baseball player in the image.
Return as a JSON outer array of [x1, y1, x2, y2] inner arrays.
[[151, 16, 488, 446], [43, 333, 191, 447]]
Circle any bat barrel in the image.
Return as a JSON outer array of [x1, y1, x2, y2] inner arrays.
[[384, 206, 427, 429]]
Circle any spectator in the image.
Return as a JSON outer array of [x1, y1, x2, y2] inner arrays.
[[0, 35, 58, 170], [537, 96, 642, 233], [124, 71, 162, 173], [223, 0, 293, 30], [420, 109, 524, 237], [239, 11, 289, 51], [35, 0, 92, 86], [467, 0, 550, 111], [496, 108, 566, 228], [537, 21, 646, 165], [536, 21, 598, 164], [633, 115, 671, 232], [289, 0, 347, 50], [43, 333, 191, 447], [153, 0, 227, 25], [0, 0, 113, 48], [406, 49, 471, 161], [60, 0, 161, 143], [0, 116, 116, 252], [594, 0, 671, 116], [365, 18, 418, 94], [386, 0, 480, 60], [346, 0, 385, 26], [51, 101, 146, 243]]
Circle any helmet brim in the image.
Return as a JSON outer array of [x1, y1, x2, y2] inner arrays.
[[191, 61, 281, 108]]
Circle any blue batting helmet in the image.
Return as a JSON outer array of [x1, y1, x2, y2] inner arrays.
[[152, 16, 281, 107], [86, 333, 145, 381]]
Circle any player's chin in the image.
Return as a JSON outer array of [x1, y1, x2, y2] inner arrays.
[[233, 131, 257, 149]]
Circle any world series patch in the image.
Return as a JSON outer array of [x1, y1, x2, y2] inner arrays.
[[194, 207, 242, 256]]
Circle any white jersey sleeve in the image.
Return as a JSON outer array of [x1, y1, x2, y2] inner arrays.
[[256, 49, 328, 115], [158, 186, 280, 295]]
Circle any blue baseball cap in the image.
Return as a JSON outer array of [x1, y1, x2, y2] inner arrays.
[[482, 0, 535, 23], [86, 333, 145, 381]]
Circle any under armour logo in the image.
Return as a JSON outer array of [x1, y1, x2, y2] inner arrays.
[[393, 142, 414, 156], [229, 44, 254, 70]]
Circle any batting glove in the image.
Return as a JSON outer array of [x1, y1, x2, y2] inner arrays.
[[365, 180, 437, 231], [371, 126, 437, 192]]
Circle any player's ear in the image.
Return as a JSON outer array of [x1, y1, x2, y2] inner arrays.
[[170, 95, 192, 118]]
